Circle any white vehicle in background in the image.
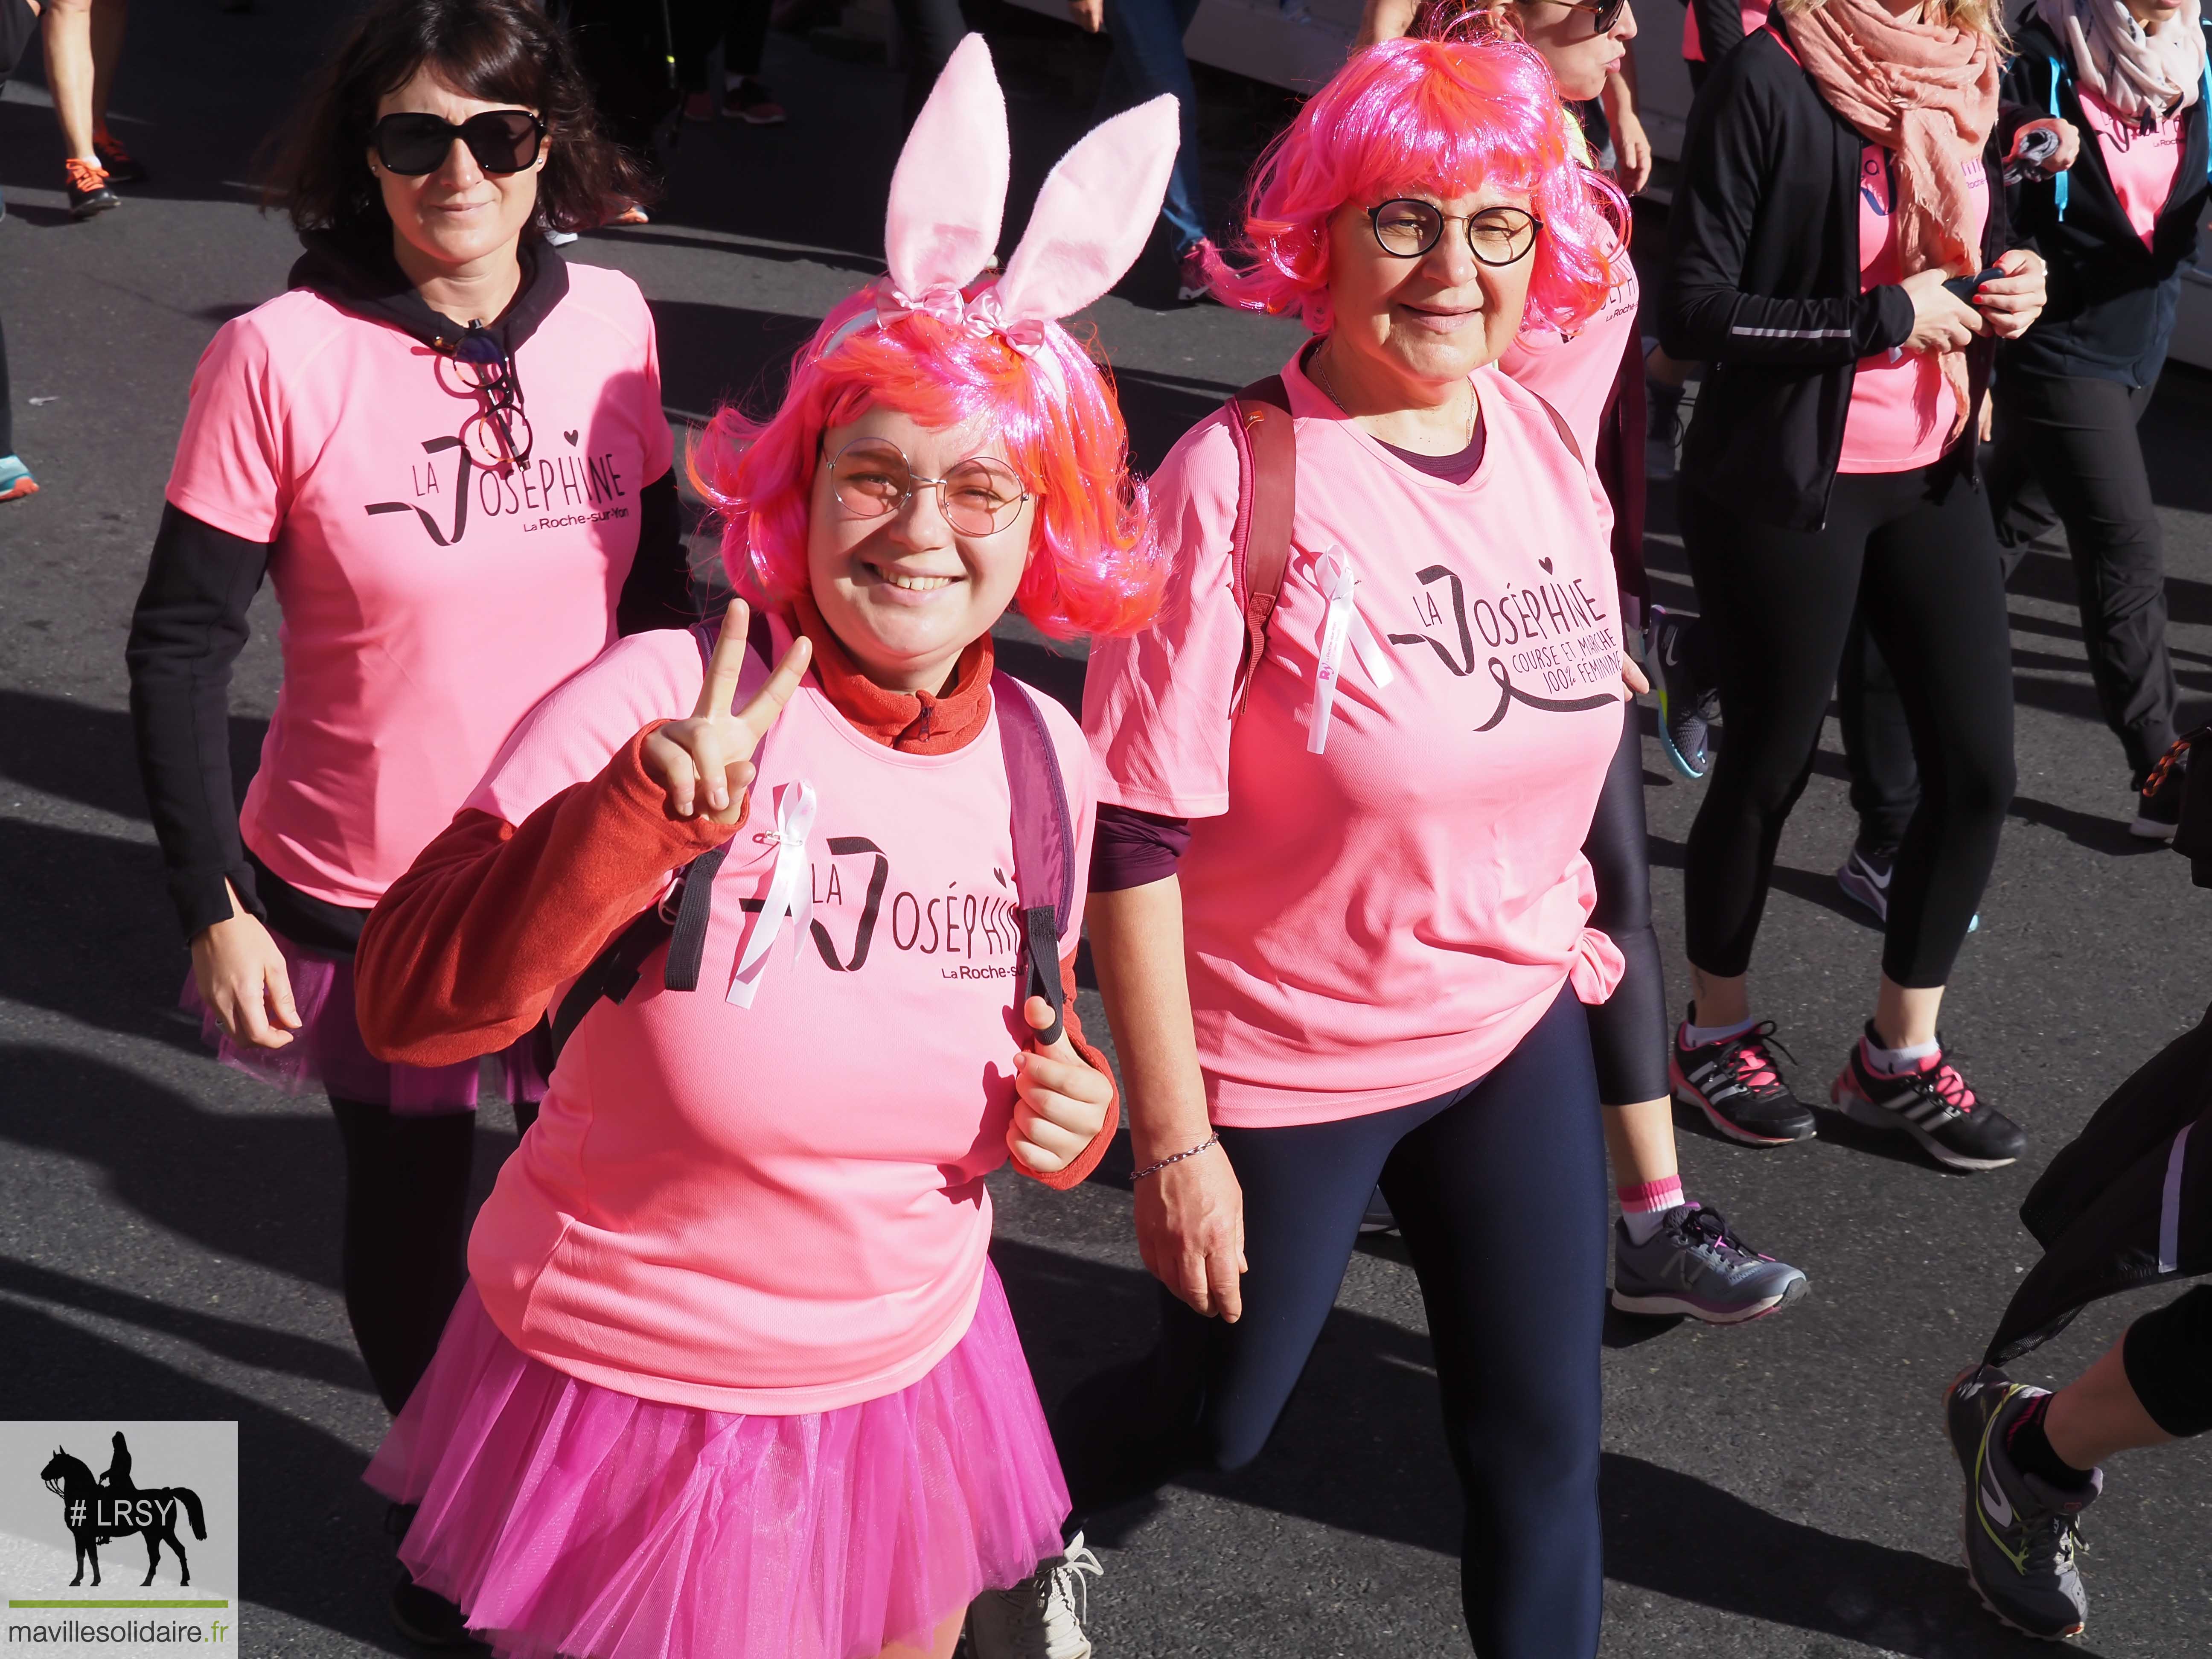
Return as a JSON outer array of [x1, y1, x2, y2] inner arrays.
[[998, 0, 2212, 369]]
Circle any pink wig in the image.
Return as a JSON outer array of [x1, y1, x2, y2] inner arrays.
[[1207, 36, 1627, 337], [688, 286, 1164, 640]]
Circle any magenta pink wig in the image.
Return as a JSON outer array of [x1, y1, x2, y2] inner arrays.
[[688, 286, 1164, 640], [1207, 35, 1627, 336]]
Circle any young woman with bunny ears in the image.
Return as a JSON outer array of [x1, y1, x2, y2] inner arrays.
[[350, 41, 1170, 1659], [1062, 38, 1637, 1657]]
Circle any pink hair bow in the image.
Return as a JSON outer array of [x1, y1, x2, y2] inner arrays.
[[823, 35, 1179, 360]]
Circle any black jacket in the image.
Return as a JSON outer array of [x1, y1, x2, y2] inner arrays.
[[2000, 9, 2212, 387], [1986, 998, 2212, 1364], [1659, 17, 2025, 531], [125, 236, 694, 943]]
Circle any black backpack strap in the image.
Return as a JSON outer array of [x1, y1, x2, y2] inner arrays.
[[547, 612, 779, 1064], [992, 670, 1075, 1048]]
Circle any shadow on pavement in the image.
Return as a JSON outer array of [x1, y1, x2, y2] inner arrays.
[[0, 1044, 523, 1301], [0, 687, 263, 826], [0, 1254, 361, 1392], [0, 1298, 405, 1655], [994, 1235, 2078, 1658]]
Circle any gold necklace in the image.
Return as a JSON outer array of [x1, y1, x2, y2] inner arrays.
[[1311, 343, 1477, 450]]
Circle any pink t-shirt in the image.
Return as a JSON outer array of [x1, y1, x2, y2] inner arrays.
[[1682, 0, 1773, 64], [2079, 86, 2187, 249], [1839, 143, 1991, 474], [1501, 243, 1640, 460], [164, 263, 675, 909], [461, 623, 1095, 1414], [1082, 352, 1626, 1130]]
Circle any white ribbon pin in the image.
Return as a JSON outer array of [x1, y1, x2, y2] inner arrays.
[[727, 778, 818, 1007], [1306, 549, 1395, 754]]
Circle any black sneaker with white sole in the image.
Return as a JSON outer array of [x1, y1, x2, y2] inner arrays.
[[1668, 1013, 1818, 1145], [1830, 1026, 2025, 1170], [2133, 744, 2186, 840]]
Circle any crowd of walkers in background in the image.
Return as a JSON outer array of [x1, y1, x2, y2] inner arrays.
[[0, 0, 2195, 1650]]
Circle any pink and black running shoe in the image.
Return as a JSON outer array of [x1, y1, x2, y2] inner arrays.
[[1832, 1026, 2026, 1171], [1669, 1011, 1818, 1145]]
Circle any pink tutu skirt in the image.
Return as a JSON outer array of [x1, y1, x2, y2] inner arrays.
[[182, 930, 546, 1114], [367, 1268, 1070, 1659]]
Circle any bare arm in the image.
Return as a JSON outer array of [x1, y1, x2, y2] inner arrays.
[[1086, 879, 1247, 1321], [1356, 0, 1420, 48]]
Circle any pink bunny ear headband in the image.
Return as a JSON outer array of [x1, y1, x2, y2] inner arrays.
[[820, 35, 1179, 366]]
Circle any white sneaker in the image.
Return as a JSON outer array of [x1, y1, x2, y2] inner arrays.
[[966, 1534, 1103, 1659]]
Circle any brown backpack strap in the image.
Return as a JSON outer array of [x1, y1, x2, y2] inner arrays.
[[1225, 375, 1295, 717]]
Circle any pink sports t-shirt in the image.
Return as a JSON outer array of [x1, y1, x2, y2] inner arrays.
[[164, 262, 675, 910], [1682, 0, 1773, 64], [1839, 143, 1991, 474], [2078, 87, 2187, 250], [1501, 237, 1639, 460], [462, 623, 1095, 1415], [1083, 351, 1626, 1130]]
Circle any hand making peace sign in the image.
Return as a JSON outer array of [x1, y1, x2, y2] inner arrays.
[[642, 600, 813, 824]]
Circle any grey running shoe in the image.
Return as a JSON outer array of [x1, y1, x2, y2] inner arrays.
[[1836, 841, 1978, 933], [967, 1534, 1103, 1659], [1946, 1365, 2100, 1641], [1647, 605, 1718, 781], [1610, 1203, 1808, 1323]]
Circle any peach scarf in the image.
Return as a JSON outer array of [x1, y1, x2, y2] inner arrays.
[[1787, 0, 2000, 435]]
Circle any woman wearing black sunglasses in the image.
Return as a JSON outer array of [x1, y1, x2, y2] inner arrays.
[[123, 1, 688, 1643]]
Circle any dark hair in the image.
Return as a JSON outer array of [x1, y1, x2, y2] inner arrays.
[[267, 0, 647, 240]]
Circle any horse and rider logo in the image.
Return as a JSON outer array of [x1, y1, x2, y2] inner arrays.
[[37, 1432, 209, 1587]]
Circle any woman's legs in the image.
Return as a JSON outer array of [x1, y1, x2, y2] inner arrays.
[[1679, 477, 1880, 1011], [1054, 1098, 1419, 1516], [1382, 990, 1607, 1659], [1993, 372, 2175, 783], [329, 1099, 477, 1413], [1855, 471, 2017, 1002], [1094, 0, 1208, 253]]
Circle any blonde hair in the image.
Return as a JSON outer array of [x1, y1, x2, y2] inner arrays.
[[1775, 0, 2010, 49]]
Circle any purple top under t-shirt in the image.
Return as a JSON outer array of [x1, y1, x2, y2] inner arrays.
[[1379, 419, 1485, 484], [1089, 418, 1486, 893]]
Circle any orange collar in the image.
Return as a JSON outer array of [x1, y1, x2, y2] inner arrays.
[[787, 594, 996, 755]]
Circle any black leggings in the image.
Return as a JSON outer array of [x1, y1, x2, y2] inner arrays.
[[1987, 371, 2176, 781], [331, 1100, 480, 1413], [1055, 989, 1607, 1659], [1681, 466, 2016, 987], [1586, 699, 1668, 1104], [2124, 1284, 2212, 1438]]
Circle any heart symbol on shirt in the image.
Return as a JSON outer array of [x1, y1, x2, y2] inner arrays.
[[563, 429, 579, 446], [1538, 556, 1555, 574]]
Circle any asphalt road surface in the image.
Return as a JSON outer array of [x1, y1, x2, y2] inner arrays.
[[0, 5, 2205, 1656]]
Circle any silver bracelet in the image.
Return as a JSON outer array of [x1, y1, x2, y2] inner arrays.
[[1130, 1132, 1221, 1183]]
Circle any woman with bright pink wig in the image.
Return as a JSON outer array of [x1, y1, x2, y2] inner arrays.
[[347, 41, 1169, 1659], [1355, 0, 1816, 1331], [1062, 35, 1634, 1657]]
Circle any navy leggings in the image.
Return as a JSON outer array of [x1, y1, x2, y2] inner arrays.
[[1057, 988, 1607, 1658]]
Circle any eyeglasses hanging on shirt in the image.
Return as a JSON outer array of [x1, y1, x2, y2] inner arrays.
[[441, 324, 534, 470]]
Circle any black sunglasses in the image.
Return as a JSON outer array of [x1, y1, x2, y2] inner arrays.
[[1560, 0, 1628, 34], [372, 110, 545, 177]]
